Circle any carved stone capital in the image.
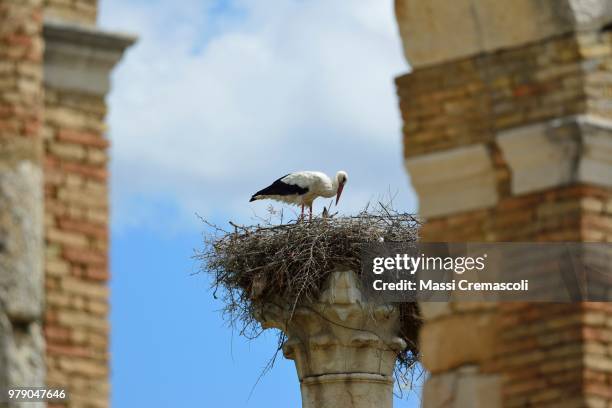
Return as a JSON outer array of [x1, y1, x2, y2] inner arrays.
[[255, 269, 406, 408]]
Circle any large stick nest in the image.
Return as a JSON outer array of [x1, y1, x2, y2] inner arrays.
[[196, 204, 422, 386]]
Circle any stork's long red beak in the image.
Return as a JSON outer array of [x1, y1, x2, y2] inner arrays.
[[335, 184, 344, 206]]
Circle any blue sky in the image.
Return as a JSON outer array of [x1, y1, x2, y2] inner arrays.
[[99, 0, 420, 406]]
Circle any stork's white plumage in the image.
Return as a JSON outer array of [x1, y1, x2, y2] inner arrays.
[[250, 170, 348, 220]]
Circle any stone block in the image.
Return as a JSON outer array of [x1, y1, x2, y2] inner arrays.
[[60, 276, 108, 300], [46, 227, 88, 247], [57, 356, 108, 376], [454, 373, 501, 408], [45, 106, 87, 128], [419, 302, 451, 321], [581, 197, 604, 213], [0, 161, 44, 321], [46, 259, 70, 276], [584, 354, 612, 373], [43, 20, 135, 96], [57, 309, 108, 332], [497, 115, 612, 195], [87, 147, 107, 164], [419, 312, 497, 373], [422, 369, 501, 408], [57, 129, 108, 149], [0, 313, 45, 390], [48, 141, 86, 161], [57, 186, 107, 207], [423, 371, 457, 408], [405, 144, 498, 218], [395, 0, 612, 67], [580, 119, 612, 187]]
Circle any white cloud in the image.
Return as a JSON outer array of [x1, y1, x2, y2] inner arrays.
[[100, 0, 417, 231]]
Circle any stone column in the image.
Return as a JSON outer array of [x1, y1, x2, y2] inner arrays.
[[42, 19, 134, 407], [256, 269, 407, 408], [395, 0, 612, 406], [0, 0, 46, 393]]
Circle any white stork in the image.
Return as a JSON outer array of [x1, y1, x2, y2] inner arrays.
[[250, 171, 348, 221]]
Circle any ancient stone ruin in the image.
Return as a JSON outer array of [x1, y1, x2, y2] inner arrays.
[[0, 1, 133, 406], [396, 0, 612, 406], [256, 269, 404, 408]]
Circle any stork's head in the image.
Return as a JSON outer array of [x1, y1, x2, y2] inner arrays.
[[335, 170, 348, 205]]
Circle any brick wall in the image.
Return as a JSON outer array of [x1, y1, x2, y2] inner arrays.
[[0, 0, 44, 146], [43, 87, 110, 407], [396, 31, 612, 159], [44, 0, 97, 26]]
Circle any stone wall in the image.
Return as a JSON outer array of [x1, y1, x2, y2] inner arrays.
[[0, 0, 46, 394], [395, 0, 612, 406]]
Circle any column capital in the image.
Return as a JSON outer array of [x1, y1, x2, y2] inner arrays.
[[255, 269, 408, 408]]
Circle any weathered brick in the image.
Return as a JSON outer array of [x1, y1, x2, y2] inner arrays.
[[60, 276, 108, 300], [57, 129, 108, 148], [57, 309, 108, 332], [58, 357, 108, 377], [48, 141, 86, 161], [420, 311, 497, 373], [63, 247, 106, 266], [83, 266, 109, 281], [44, 325, 71, 343], [60, 161, 107, 181], [57, 186, 107, 208], [86, 147, 107, 165], [58, 217, 107, 239], [46, 227, 88, 247], [46, 259, 70, 276]]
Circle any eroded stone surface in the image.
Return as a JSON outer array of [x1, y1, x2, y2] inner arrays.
[[0, 161, 45, 400], [454, 372, 501, 408], [419, 312, 497, 374], [423, 369, 501, 408], [44, 20, 136, 96], [255, 269, 408, 408], [0, 161, 44, 321], [497, 115, 612, 195], [395, 0, 612, 67], [405, 144, 498, 218], [0, 313, 45, 407]]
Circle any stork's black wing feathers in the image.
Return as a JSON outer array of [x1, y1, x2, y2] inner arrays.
[[249, 174, 309, 202]]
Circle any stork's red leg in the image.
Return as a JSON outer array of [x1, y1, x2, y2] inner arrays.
[[309, 204, 313, 222], [301, 204, 304, 221]]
